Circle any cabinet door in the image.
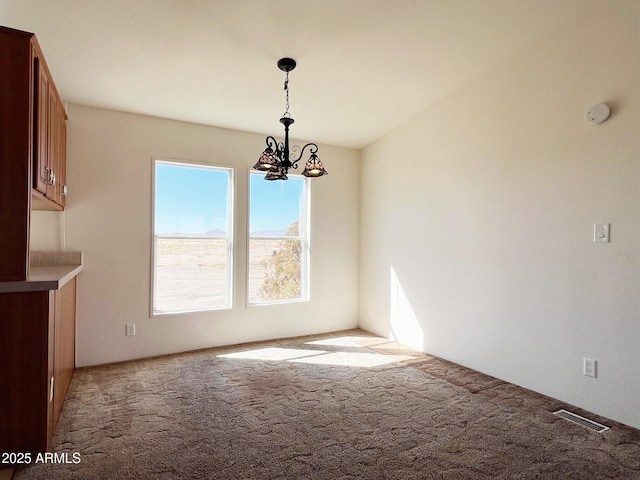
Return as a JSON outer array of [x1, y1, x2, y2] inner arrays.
[[45, 89, 59, 204], [0, 290, 52, 454], [33, 54, 50, 195], [53, 277, 76, 426], [57, 107, 67, 208], [46, 291, 55, 448]]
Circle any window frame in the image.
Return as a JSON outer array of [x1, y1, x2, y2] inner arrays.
[[247, 170, 311, 306], [151, 158, 234, 316]]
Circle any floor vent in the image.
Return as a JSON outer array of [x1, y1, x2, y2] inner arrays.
[[553, 409, 610, 433]]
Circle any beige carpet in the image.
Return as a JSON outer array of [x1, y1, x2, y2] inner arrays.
[[14, 329, 640, 479]]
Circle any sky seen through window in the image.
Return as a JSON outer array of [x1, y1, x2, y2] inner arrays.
[[155, 163, 304, 236]]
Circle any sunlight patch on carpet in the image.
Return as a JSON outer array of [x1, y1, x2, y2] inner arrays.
[[218, 347, 327, 361], [306, 336, 390, 348], [291, 351, 414, 367], [218, 346, 413, 367]]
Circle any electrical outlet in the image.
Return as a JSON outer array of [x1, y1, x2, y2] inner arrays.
[[583, 358, 597, 378], [126, 323, 136, 337]]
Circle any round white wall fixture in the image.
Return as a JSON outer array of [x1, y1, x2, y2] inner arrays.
[[586, 103, 610, 124]]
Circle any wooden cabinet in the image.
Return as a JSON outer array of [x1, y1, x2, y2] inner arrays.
[[0, 26, 76, 454], [0, 25, 68, 281], [31, 36, 68, 210], [0, 277, 77, 453]]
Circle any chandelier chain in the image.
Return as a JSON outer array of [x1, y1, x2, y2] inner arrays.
[[283, 71, 290, 117]]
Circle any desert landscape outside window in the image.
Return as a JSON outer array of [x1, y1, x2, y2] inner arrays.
[[152, 159, 233, 314], [248, 172, 310, 305]]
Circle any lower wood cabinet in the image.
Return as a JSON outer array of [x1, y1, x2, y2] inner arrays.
[[0, 276, 76, 453]]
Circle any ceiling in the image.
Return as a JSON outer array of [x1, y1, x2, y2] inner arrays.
[[0, 0, 595, 149]]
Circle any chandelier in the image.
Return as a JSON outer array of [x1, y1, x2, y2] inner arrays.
[[253, 58, 328, 180]]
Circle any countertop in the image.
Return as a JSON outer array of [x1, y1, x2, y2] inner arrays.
[[0, 251, 83, 293], [0, 264, 82, 293]]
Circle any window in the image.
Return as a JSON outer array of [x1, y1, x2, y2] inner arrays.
[[248, 172, 310, 305], [152, 160, 233, 314]]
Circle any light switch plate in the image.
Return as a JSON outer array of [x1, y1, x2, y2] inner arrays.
[[593, 224, 610, 243]]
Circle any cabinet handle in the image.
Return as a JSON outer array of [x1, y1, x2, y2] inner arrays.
[[49, 376, 54, 403], [46, 167, 56, 186], [61, 185, 68, 197]]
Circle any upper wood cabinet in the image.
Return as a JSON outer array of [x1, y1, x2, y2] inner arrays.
[[32, 40, 68, 210], [0, 25, 67, 281]]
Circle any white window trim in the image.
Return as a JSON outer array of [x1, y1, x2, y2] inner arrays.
[[151, 157, 234, 316], [247, 170, 310, 307]]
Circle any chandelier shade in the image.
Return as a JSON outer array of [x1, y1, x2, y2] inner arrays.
[[254, 147, 278, 172], [265, 169, 288, 181], [253, 58, 328, 181], [302, 153, 328, 178]]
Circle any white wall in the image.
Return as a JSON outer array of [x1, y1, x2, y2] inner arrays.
[[53, 104, 359, 367], [30, 210, 63, 251], [360, 2, 640, 429]]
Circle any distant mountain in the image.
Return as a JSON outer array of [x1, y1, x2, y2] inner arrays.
[[157, 229, 227, 237], [204, 229, 227, 236], [250, 229, 289, 236], [158, 228, 298, 237]]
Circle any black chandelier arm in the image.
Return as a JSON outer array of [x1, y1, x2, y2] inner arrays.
[[289, 143, 319, 167], [264, 136, 280, 152]]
